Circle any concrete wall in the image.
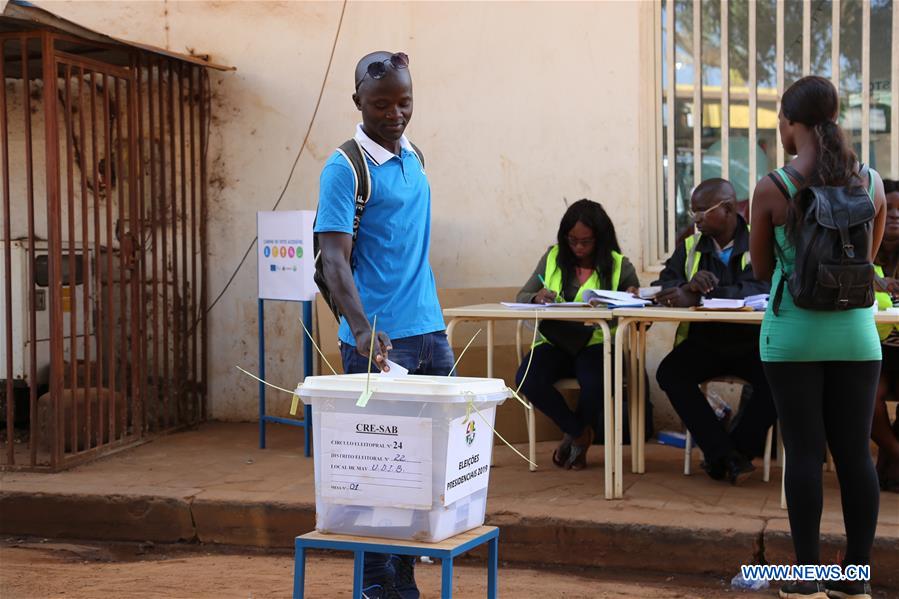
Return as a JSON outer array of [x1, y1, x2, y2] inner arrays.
[[31, 1, 682, 429]]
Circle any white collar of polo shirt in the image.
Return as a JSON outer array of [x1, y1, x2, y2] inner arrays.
[[354, 123, 413, 166]]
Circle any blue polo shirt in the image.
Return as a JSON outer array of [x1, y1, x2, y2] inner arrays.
[[314, 125, 445, 346]]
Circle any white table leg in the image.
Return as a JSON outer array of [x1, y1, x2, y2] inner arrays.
[[486, 320, 495, 379], [637, 322, 648, 474], [629, 324, 640, 473], [612, 318, 633, 499], [598, 320, 613, 499]]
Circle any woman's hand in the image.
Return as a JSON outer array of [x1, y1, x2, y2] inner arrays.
[[533, 288, 558, 304]]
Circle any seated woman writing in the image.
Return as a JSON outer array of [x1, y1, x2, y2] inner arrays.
[[514, 199, 639, 470]]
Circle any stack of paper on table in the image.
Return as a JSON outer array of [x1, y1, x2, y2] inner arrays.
[[581, 289, 651, 308], [500, 301, 593, 309], [699, 295, 770, 310], [500, 302, 543, 309], [744, 294, 769, 311], [699, 297, 746, 309]]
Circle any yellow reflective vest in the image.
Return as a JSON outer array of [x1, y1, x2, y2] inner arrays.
[[674, 232, 751, 346], [535, 245, 623, 348], [874, 264, 899, 342]]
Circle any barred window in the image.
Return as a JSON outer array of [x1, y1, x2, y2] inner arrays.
[[647, 0, 896, 268]]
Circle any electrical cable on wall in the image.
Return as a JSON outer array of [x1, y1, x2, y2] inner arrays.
[[200, 0, 348, 322]]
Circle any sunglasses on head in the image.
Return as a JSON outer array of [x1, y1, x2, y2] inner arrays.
[[355, 52, 409, 90]]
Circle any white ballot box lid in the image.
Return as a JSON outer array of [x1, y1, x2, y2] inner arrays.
[[298, 374, 509, 405]]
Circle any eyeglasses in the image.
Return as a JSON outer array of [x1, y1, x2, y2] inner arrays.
[[355, 53, 409, 90], [688, 199, 729, 221], [566, 236, 595, 248]]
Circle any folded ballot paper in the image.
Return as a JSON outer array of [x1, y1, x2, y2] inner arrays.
[[581, 289, 651, 308]]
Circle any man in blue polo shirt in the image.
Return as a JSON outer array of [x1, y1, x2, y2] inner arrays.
[[315, 50, 452, 599]]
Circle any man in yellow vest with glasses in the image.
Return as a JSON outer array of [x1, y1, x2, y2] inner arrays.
[[653, 179, 775, 484]]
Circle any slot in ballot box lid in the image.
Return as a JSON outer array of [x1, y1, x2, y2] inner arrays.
[[298, 374, 510, 404]]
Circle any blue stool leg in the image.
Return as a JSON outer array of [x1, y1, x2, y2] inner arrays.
[[304, 404, 312, 457], [488, 536, 498, 599], [441, 557, 454, 598], [293, 541, 306, 599], [353, 551, 365, 599], [258, 298, 266, 449]]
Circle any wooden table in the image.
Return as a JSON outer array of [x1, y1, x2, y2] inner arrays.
[[443, 303, 618, 498], [610, 306, 899, 499]]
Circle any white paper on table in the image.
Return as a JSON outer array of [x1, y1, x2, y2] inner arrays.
[[638, 286, 662, 299], [700, 298, 745, 309], [544, 302, 592, 308], [582, 289, 651, 307], [320, 412, 433, 509], [500, 302, 546, 309], [380, 359, 408, 378]]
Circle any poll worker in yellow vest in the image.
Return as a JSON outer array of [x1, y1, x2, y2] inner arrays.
[[653, 178, 775, 484], [515, 199, 640, 470], [873, 178, 899, 492]]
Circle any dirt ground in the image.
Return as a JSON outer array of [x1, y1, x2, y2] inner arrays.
[[0, 538, 784, 599]]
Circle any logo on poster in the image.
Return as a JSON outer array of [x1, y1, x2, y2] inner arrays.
[[465, 419, 476, 446]]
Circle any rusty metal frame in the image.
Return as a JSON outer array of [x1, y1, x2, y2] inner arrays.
[[1, 29, 211, 471]]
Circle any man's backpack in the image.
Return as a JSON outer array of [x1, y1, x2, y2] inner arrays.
[[770, 163, 876, 315], [313, 138, 425, 322]]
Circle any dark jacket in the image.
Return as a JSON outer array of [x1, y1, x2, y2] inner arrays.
[[652, 216, 770, 350]]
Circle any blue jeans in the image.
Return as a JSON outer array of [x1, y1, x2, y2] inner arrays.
[[340, 330, 455, 377], [340, 331, 454, 596]]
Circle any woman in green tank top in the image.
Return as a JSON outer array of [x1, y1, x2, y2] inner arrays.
[[749, 76, 886, 599]]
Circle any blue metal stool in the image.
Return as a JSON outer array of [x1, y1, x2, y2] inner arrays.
[[293, 525, 499, 599]]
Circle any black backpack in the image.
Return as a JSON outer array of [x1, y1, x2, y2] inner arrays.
[[313, 138, 425, 322], [770, 163, 875, 315]]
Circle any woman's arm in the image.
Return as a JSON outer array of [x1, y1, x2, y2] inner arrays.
[[750, 177, 779, 282], [617, 257, 640, 291], [516, 248, 552, 303]]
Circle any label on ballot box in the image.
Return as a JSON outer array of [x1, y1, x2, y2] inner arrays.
[[443, 412, 495, 505], [320, 412, 433, 509]]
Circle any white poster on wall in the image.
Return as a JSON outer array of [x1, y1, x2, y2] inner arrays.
[[256, 210, 317, 301]]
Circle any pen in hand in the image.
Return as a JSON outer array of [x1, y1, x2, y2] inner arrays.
[[536, 274, 562, 303]]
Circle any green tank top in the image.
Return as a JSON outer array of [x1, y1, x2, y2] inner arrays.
[[759, 168, 881, 362]]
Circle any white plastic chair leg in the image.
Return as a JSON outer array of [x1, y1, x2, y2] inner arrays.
[[684, 430, 693, 475], [780, 444, 787, 510], [763, 425, 774, 483]]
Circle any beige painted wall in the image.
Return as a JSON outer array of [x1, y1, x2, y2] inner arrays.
[[31, 1, 682, 429]]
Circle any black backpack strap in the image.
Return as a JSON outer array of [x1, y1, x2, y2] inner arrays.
[[409, 141, 425, 169], [771, 241, 789, 316], [337, 139, 371, 242], [858, 162, 874, 198], [768, 172, 791, 200], [782, 164, 806, 186]]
